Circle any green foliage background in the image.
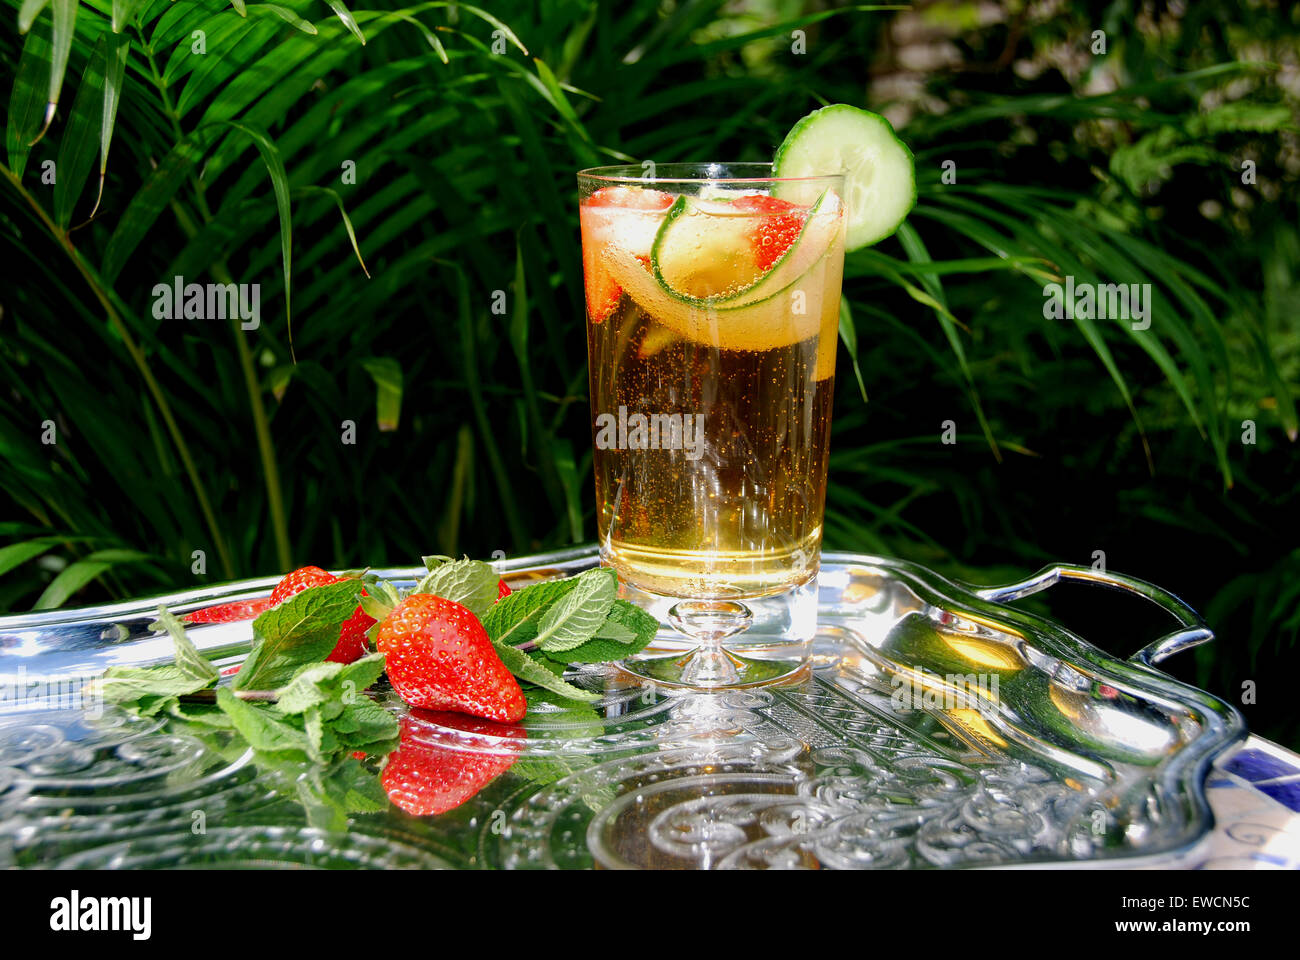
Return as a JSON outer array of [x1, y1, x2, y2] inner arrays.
[[1, 0, 1297, 744]]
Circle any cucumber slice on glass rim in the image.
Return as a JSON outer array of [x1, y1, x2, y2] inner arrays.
[[773, 104, 916, 250], [649, 190, 840, 308]]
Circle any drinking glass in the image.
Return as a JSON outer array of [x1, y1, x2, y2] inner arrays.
[[577, 163, 846, 688]]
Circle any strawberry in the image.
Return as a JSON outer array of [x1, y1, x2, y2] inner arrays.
[[732, 195, 808, 271], [580, 186, 674, 322], [375, 593, 526, 723], [586, 185, 675, 211], [270, 565, 374, 664], [183, 598, 274, 624], [497, 579, 512, 599], [382, 713, 524, 816]]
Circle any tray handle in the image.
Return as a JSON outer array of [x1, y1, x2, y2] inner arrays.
[[973, 564, 1213, 667]]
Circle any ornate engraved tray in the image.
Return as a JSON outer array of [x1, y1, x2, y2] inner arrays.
[[0, 546, 1244, 869]]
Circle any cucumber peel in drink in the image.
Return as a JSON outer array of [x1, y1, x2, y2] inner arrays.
[[649, 189, 839, 308]]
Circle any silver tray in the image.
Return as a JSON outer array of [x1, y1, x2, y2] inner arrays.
[[0, 546, 1244, 869]]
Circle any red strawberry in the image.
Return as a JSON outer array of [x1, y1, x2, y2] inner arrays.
[[732, 195, 808, 271], [376, 594, 526, 723], [586, 185, 675, 211], [497, 579, 512, 599], [382, 713, 524, 816], [270, 565, 374, 664], [183, 598, 274, 624], [580, 186, 674, 322]]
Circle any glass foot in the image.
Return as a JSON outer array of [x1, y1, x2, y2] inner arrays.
[[614, 580, 819, 690], [616, 648, 809, 689]]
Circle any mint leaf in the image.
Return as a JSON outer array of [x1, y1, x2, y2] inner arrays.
[[330, 699, 399, 749], [258, 753, 387, 831], [519, 698, 605, 738], [541, 600, 659, 664], [153, 607, 221, 684], [482, 576, 580, 646], [94, 606, 223, 712], [166, 700, 234, 729], [512, 755, 616, 812], [602, 599, 659, 646], [215, 688, 311, 756], [592, 622, 636, 643], [528, 653, 567, 676], [492, 638, 599, 702], [547, 635, 641, 664], [302, 708, 338, 761], [275, 662, 347, 716], [532, 567, 617, 653], [235, 578, 362, 690], [94, 665, 213, 707], [94, 608, 220, 710], [275, 653, 386, 717], [414, 558, 499, 617], [326, 756, 390, 813]]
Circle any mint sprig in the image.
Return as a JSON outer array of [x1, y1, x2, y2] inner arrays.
[[103, 558, 662, 732], [472, 568, 660, 692], [97, 582, 395, 767]]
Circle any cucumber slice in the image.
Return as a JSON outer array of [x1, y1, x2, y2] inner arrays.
[[650, 196, 756, 303], [603, 223, 844, 353], [650, 190, 840, 309], [773, 104, 916, 250]]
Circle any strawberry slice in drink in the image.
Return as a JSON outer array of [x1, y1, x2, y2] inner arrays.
[[731, 195, 809, 270], [580, 185, 673, 322]]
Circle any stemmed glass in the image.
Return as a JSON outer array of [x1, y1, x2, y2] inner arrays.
[[578, 163, 846, 689]]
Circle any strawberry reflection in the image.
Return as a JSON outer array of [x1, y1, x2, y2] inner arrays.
[[382, 711, 526, 816], [181, 597, 274, 624]]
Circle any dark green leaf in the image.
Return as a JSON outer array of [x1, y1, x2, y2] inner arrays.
[[360, 357, 402, 431], [53, 36, 109, 228], [6, 19, 52, 176]]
